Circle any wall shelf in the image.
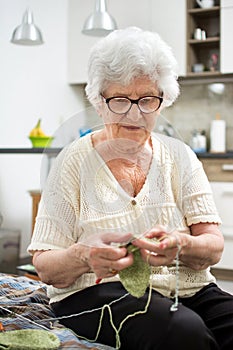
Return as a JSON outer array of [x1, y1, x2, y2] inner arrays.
[[188, 36, 220, 44], [185, 70, 221, 77], [186, 0, 220, 75], [188, 6, 220, 15]]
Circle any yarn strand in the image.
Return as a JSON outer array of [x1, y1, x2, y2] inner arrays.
[[170, 243, 181, 312], [0, 305, 50, 331], [75, 282, 153, 349], [0, 235, 181, 348]]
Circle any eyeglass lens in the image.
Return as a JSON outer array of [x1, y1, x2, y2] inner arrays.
[[107, 96, 162, 114]]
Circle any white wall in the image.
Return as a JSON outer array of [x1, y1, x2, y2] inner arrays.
[[0, 0, 86, 257]]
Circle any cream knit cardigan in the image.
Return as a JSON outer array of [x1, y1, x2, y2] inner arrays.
[[28, 132, 221, 303]]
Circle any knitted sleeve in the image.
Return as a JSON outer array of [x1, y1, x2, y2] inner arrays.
[[28, 143, 82, 252], [180, 144, 221, 226]]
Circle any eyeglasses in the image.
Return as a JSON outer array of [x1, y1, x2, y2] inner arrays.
[[101, 95, 163, 114]]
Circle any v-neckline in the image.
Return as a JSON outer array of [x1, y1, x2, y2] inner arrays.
[[89, 132, 154, 200]]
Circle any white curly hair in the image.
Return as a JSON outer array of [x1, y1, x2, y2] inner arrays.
[[85, 27, 180, 109]]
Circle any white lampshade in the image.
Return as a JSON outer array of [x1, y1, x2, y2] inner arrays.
[[82, 0, 117, 37], [11, 8, 44, 46]]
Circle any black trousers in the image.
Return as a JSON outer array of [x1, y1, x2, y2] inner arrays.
[[51, 282, 233, 350]]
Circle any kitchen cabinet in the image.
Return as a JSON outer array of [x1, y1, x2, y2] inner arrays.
[[210, 181, 233, 269], [201, 157, 233, 182], [200, 157, 233, 270], [67, 0, 151, 84], [67, 0, 186, 83], [149, 0, 186, 77], [68, 0, 233, 82], [186, 0, 221, 77], [68, 1, 99, 84], [220, 0, 233, 73]]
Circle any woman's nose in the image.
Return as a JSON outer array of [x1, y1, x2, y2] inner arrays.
[[126, 103, 143, 121]]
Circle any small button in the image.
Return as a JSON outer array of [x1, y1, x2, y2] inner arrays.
[[131, 199, 137, 205]]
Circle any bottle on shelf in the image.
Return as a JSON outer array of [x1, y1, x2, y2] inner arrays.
[[190, 129, 207, 153], [210, 113, 226, 153]]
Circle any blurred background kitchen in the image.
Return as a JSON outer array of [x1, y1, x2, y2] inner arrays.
[[0, 1, 232, 289]]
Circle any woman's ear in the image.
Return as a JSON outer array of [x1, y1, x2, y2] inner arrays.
[[95, 101, 103, 117], [96, 108, 102, 118]]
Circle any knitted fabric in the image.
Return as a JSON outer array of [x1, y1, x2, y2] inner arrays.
[[28, 132, 221, 303], [0, 329, 60, 350], [119, 246, 150, 298]]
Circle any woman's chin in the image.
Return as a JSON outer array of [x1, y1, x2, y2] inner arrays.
[[118, 126, 150, 144]]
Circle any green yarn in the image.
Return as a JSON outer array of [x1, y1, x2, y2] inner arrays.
[[0, 329, 60, 350], [119, 245, 150, 298], [75, 244, 152, 348], [77, 282, 153, 349]]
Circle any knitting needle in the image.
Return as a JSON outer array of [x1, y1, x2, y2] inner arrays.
[[95, 229, 168, 284], [95, 241, 137, 284]]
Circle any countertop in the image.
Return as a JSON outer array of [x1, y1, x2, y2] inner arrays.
[[0, 148, 233, 159], [196, 151, 233, 159], [0, 147, 62, 156]]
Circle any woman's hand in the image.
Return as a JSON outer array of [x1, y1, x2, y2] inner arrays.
[[88, 245, 134, 279], [132, 226, 180, 267], [132, 223, 224, 271], [78, 231, 135, 279], [33, 232, 135, 288]]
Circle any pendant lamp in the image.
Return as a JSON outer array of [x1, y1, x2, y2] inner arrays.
[[11, 8, 44, 46], [82, 0, 117, 37]]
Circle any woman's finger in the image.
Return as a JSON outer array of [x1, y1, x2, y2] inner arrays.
[[143, 249, 177, 266], [159, 234, 180, 249]]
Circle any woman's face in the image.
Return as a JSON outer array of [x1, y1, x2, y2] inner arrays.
[[99, 76, 162, 147]]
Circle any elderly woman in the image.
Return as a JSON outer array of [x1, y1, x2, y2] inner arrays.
[[28, 27, 233, 350]]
